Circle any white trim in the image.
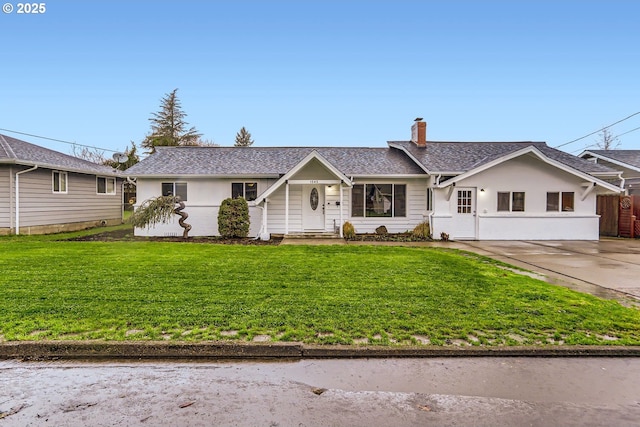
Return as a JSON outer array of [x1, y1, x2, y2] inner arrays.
[[52, 170, 68, 194], [435, 146, 622, 193], [287, 179, 341, 185], [257, 150, 352, 202], [579, 151, 640, 174], [15, 165, 38, 235], [285, 181, 289, 235], [96, 176, 117, 195]]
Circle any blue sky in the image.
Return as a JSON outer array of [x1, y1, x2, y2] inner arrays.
[[1, 0, 639, 156]]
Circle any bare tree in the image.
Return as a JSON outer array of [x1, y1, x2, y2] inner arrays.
[[596, 128, 620, 150], [71, 145, 107, 164]]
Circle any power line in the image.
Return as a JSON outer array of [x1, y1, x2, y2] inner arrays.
[[613, 125, 640, 139], [568, 125, 640, 154], [554, 111, 640, 149], [0, 127, 120, 153]]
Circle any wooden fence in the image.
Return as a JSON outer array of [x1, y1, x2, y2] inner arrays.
[[597, 194, 639, 238]]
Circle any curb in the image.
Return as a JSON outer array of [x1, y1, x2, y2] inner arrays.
[[2, 342, 640, 360]]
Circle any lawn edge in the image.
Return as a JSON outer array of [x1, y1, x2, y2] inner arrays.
[[2, 341, 640, 360]]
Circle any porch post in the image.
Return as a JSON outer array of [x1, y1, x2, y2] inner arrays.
[[339, 182, 344, 238], [262, 199, 268, 238], [285, 180, 289, 235]]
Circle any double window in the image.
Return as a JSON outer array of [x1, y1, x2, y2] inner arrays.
[[497, 191, 525, 212], [52, 171, 67, 193], [96, 177, 116, 195], [351, 184, 406, 217], [162, 182, 188, 201], [547, 192, 574, 212], [232, 182, 257, 201]]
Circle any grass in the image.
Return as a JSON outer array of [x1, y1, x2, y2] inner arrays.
[[1, 228, 640, 346]]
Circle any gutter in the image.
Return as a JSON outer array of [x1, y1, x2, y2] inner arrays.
[[15, 165, 38, 235]]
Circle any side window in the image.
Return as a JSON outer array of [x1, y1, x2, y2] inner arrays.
[[547, 192, 559, 211], [232, 183, 244, 199], [97, 177, 116, 194], [497, 192, 510, 211], [53, 171, 68, 193], [162, 182, 187, 201], [512, 192, 525, 212], [426, 188, 433, 211], [561, 192, 574, 212], [231, 182, 258, 201], [351, 184, 364, 217]]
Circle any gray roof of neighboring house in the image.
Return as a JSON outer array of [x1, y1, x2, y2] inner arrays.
[[581, 150, 640, 169], [389, 141, 617, 175], [0, 134, 121, 176], [125, 146, 425, 176]]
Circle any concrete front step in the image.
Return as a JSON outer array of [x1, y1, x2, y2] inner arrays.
[[282, 233, 342, 239]]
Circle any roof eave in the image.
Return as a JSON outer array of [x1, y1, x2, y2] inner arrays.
[[0, 159, 123, 177]]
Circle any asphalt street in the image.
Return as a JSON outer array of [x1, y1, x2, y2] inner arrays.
[[3, 357, 640, 426]]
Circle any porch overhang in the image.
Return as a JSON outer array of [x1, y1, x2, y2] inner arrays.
[[255, 150, 352, 239], [255, 150, 352, 203]]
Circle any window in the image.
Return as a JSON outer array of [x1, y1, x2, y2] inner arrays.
[[457, 190, 472, 214], [497, 191, 525, 212], [497, 192, 510, 212], [231, 182, 257, 201], [351, 184, 406, 217], [351, 184, 364, 217], [561, 192, 574, 212], [547, 192, 574, 212], [512, 192, 525, 212], [546, 192, 559, 211], [52, 171, 67, 193], [426, 188, 433, 211], [97, 177, 116, 194], [162, 182, 187, 201]]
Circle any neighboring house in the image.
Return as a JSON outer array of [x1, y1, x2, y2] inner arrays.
[[125, 120, 621, 240], [0, 134, 124, 235], [578, 150, 640, 196]]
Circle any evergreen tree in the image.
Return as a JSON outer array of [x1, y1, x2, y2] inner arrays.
[[142, 89, 202, 153], [234, 126, 254, 147]]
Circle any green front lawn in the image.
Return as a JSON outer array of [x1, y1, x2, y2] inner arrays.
[[1, 233, 639, 346]]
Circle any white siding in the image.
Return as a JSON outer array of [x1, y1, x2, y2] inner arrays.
[[431, 153, 602, 240], [134, 178, 267, 237], [347, 178, 428, 234]]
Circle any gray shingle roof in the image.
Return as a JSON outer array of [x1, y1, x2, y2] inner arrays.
[[389, 141, 617, 175], [0, 134, 121, 176], [583, 150, 640, 169], [125, 146, 425, 176]]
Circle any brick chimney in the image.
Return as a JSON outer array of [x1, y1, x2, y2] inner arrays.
[[411, 118, 427, 147]]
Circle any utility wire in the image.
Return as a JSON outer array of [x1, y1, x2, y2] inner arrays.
[[554, 111, 640, 149], [568, 125, 640, 154], [613, 125, 640, 139], [0, 127, 120, 153]]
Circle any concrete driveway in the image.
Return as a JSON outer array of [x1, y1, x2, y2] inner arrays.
[[449, 238, 640, 301]]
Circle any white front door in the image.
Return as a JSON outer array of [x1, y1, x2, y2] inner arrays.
[[452, 188, 476, 240], [302, 185, 325, 231]]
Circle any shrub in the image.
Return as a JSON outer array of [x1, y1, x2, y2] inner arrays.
[[343, 221, 356, 239], [412, 221, 431, 239], [218, 197, 250, 238]]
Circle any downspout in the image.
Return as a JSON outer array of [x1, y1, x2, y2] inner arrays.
[[618, 172, 626, 194], [15, 165, 38, 235]]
